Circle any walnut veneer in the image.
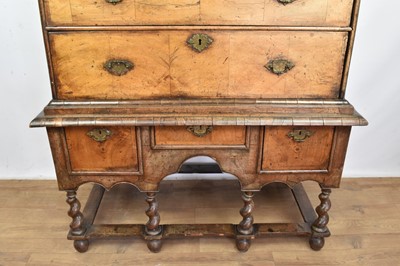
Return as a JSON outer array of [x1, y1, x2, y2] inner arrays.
[[32, 0, 366, 253]]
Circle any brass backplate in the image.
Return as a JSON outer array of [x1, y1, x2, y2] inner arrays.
[[187, 126, 213, 137], [105, 0, 123, 5], [104, 59, 134, 76], [265, 58, 295, 75], [187, 33, 213, 53], [287, 129, 313, 142], [87, 129, 112, 142], [277, 0, 295, 5]]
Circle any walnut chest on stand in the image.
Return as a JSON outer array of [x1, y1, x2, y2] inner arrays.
[[31, 0, 367, 253]]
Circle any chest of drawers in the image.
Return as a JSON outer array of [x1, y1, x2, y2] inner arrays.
[[31, 0, 367, 253]]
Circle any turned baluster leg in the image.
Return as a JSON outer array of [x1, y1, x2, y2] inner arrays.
[[236, 191, 255, 252], [144, 192, 162, 253], [309, 187, 331, 251], [66, 190, 89, 253]]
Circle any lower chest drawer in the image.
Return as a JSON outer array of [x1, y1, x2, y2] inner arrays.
[[50, 31, 348, 100]]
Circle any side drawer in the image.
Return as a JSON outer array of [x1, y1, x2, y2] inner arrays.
[[43, 0, 354, 27], [152, 126, 248, 149], [261, 126, 334, 172], [65, 126, 140, 173]]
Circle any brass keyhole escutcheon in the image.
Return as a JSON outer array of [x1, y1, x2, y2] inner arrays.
[[87, 129, 112, 142], [287, 129, 313, 142], [187, 33, 213, 53], [187, 125, 213, 137]]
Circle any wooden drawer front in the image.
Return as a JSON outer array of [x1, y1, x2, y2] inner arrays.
[[153, 126, 247, 149], [44, 0, 353, 27], [65, 127, 139, 172], [50, 31, 347, 100], [261, 127, 334, 172]]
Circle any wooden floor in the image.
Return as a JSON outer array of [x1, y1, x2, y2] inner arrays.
[[1, 178, 399, 266]]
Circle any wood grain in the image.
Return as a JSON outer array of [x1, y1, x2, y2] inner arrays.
[[65, 126, 139, 172], [49, 31, 347, 100], [43, 0, 354, 27], [49, 31, 170, 100], [262, 126, 334, 171]]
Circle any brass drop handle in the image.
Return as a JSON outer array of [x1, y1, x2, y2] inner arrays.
[[276, 0, 295, 5], [187, 126, 213, 137], [87, 129, 112, 142], [288, 129, 313, 142], [265, 58, 295, 76], [187, 33, 214, 53], [104, 59, 134, 76], [105, 0, 123, 5]]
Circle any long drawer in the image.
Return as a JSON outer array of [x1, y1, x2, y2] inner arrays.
[[43, 0, 354, 27], [49, 31, 348, 100]]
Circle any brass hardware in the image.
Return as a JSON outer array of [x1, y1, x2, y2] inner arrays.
[[276, 0, 295, 5], [187, 126, 213, 137], [87, 129, 112, 142], [287, 129, 313, 142], [265, 58, 295, 75], [187, 33, 213, 53], [104, 59, 134, 76], [105, 0, 123, 5]]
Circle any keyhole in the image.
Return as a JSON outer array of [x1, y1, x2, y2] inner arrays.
[[198, 39, 202, 46]]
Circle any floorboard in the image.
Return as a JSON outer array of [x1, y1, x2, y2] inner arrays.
[[0, 178, 399, 266]]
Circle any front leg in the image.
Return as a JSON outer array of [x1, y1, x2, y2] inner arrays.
[[236, 191, 255, 252], [309, 187, 331, 251], [66, 190, 89, 253], [144, 192, 163, 253]]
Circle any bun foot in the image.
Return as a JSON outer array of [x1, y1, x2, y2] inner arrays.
[[147, 239, 162, 253], [236, 238, 251, 252], [309, 236, 325, 251], [74, 240, 89, 253]]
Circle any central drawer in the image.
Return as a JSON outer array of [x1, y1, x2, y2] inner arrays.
[[50, 31, 347, 100], [152, 126, 248, 149]]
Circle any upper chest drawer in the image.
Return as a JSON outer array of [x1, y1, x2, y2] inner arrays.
[[43, 0, 354, 27]]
